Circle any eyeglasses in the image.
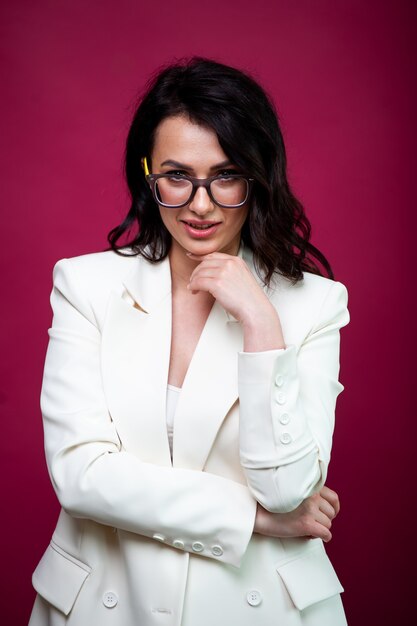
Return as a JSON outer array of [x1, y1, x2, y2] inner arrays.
[[143, 157, 254, 209]]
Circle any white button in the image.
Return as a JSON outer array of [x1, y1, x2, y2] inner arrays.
[[279, 413, 290, 425], [173, 539, 185, 549], [192, 541, 204, 552], [275, 392, 286, 405], [275, 374, 284, 387], [211, 545, 223, 556], [246, 589, 262, 606], [153, 533, 165, 542], [280, 432, 292, 444], [102, 591, 118, 608]]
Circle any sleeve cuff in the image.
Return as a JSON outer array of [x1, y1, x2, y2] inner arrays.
[[238, 346, 292, 385], [238, 345, 316, 468]]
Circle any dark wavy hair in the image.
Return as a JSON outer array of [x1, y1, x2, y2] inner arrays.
[[107, 57, 334, 285]]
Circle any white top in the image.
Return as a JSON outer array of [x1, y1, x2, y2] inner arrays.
[[166, 384, 181, 459]]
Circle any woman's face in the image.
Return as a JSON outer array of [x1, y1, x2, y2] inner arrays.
[[149, 115, 249, 258]]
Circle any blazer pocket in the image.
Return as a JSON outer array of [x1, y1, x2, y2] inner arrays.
[[276, 545, 344, 611], [32, 539, 92, 615]]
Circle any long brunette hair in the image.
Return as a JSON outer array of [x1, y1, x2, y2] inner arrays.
[[108, 57, 333, 285]]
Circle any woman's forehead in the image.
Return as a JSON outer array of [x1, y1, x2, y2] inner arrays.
[[152, 115, 227, 165]]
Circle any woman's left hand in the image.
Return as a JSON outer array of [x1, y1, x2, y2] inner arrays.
[[254, 485, 341, 543], [187, 252, 286, 351]]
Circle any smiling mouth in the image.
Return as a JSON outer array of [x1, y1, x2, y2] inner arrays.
[[182, 221, 221, 230]]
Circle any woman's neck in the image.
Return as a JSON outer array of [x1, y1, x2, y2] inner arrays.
[[168, 247, 200, 292]]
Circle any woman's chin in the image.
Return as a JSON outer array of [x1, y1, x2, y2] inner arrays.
[[175, 238, 222, 257], [181, 238, 241, 258]]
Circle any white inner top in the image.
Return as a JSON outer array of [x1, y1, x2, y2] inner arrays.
[[166, 384, 181, 460]]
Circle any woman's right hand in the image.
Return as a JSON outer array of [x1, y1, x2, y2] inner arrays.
[[253, 485, 340, 543]]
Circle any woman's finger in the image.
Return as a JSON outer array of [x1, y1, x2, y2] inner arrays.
[[186, 251, 234, 261], [318, 498, 337, 520], [189, 265, 222, 284], [308, 521, 332, 543], [319, 486, 340, 515], [315, 510, 333, 530], [187, 276, 219, 296], [188, 259, 236, 283], [188, 269, 220, 282]]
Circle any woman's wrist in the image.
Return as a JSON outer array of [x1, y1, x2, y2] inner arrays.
[[254, 503, 288, 538], [241, 304, 286, 352]]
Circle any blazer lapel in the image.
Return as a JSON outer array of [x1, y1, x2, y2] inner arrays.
[[101, 256, 173, 467], [172, 300, 243, 470], [172, 245, 258, 471]]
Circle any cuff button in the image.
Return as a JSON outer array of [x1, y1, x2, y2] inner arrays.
[[173, 539, 185, 549], [275, 392, 286, 405], [192, 541, 204, 552], [279, 413, 290, 425], [280, 432, 292, 444], [275, 374, 284, 387], [211, 545, 223, 556]]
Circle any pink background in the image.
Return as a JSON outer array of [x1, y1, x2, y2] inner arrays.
[[1, 0, 416, 623]]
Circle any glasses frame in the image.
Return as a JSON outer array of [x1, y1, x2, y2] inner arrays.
[[143, 157, 254, 208]]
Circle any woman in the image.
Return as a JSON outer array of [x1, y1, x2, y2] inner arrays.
[[29, 58, 350, 625]]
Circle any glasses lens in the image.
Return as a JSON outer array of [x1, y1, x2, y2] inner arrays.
[[210, 177, 249, 207], [155, 177, 193, 206]]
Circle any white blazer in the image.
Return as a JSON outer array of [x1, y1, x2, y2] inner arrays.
[[29, 243, 350, 626]]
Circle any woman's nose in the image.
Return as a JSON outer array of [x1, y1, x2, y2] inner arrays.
[[188, 185, 216, 214]]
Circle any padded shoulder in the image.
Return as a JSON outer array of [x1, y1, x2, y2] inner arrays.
[[54, 248, 139, 289], [49, 248, 144, 329], [264, 271, 349, 346]]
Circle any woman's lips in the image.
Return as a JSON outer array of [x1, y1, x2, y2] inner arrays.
[[181, 220, 221, 238]]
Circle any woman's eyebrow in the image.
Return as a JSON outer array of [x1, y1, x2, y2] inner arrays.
[[160, 159, 234, 170]]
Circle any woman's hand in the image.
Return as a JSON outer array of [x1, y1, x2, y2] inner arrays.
[[187, 252, 285, 351], [253, 486, 340, 543]]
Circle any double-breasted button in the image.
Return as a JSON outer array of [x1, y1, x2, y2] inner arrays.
[[153, 533, 165, 542], [275, 374, 285, 387], [103, 591, 118, 608], [275, 392, 286, 405], [246, 590, 262, 606], [279, 413, 290, 425], [280, 432, 292, 445], [173, 539, 185, 549], [211, 545, 223, 557], [192, 541, 204, 552]]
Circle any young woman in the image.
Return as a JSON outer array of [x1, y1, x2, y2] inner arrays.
[[29, 58, 350, 625]]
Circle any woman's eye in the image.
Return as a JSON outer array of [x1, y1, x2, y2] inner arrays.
[[167, 170, 187, 177], [217, 169, 238, 178], [164, 171, 189, 184]]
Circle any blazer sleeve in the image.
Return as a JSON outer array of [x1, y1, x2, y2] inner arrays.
[[40, 258, 256, 568], [237, 280, 350, 513]]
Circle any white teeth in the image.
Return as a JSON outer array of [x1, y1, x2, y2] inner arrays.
[[187, 223, 214, 230]]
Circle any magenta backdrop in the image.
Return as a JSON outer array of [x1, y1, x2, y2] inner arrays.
[[1, 0, 416, 623]]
